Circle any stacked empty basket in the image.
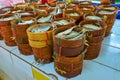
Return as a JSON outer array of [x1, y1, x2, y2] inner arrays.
[[27, 24, 53, 63], [11, 16, 34, 55], [53, 25, 85, 78], [79, 20, 106, 60]]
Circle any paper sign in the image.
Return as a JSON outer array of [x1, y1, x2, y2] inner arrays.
[[32, 67, 50, 80]]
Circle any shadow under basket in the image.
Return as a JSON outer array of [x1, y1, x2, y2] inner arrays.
[[84, 42, 102, 60], [32, 45, 53, 64], [54, 53, 83, 78], [18, 43, 33, 55]]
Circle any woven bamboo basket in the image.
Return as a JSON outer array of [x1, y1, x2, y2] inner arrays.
[[54, 44, 84, 57], [32, 45, 53, 63], [79, 20, 106, 60], [84, 42, 102, 60], [18, 43, 33, 55], [11, 17, 35, 44], [63, 9, 83, 25], [27, 24, 53, 41], [79, 20, 106, 37], [54, 53, 83, 78], [52, 17, 75, 28], [96, 10, 116, 36], [0, 14, 16, 46], [53, 25, 84, 48], [76, 5, 95, 14]]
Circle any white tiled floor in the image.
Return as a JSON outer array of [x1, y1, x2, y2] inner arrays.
[[0, 19, 120, 80]]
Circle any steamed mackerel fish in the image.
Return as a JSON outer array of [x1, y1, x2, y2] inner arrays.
[[56, 26, 84, 40], [86, 16, 102, 20], [82, 24, 102, 31], [80, 1, 89, 4], [18, 20, 34, 25], [52, 20, 71, 27], [37, 15, 53, 23], [104, 7, 115, 10], [0, 16, 15, 21], [99, 10, 115, 14], [68, 13, 79, 16], [30, 25, 51, 33]]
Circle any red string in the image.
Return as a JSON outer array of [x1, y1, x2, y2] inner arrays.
[[39, 48, 43, 58]]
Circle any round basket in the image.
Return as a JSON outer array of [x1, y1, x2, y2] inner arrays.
[[79, 20, 106, 37], [84, 42, 102, 60], [27, 24, 53, 41], [53, 25, 84, 48], [54, 44, 84, 57], [0, 14, 16, 46], [18, 43, 33, 55], [11, 17, 35, 44], [63, 9, 83, 25], [54, 53, 83, 78], [32, 45, 53, 63], [96, 10, 116, 36]]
